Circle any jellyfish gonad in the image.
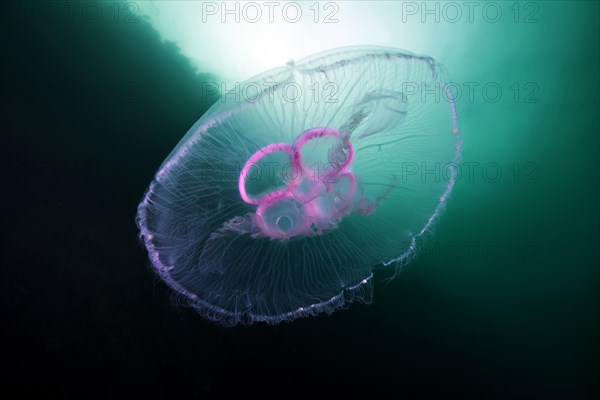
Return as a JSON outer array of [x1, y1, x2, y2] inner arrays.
[[137, 46, 462, 326]]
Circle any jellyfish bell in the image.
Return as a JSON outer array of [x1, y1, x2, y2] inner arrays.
[[137, 46, 462, 326]]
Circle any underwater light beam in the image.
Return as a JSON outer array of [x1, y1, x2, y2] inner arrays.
[[136, 1, 441, 83]]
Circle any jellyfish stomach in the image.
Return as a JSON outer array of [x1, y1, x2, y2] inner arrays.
[[239, 128, 378, 240], [254, 173, 358, 239]]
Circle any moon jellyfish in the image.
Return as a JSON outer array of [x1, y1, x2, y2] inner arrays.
[[137, 46, 462, 326]]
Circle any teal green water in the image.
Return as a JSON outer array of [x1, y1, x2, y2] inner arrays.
[[394, 1, 599, 390], [385, 3, 600, 394], [142, 2, 599, 392], [3, 1, 597, 397]]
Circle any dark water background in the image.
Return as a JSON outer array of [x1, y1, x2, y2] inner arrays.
[[2, 1, 598, 398]]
